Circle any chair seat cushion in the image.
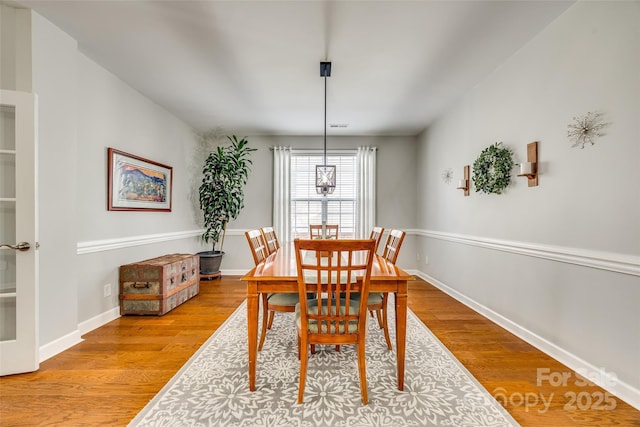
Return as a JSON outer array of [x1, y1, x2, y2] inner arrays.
[[295, 299, 360, 333], [351, 292, 383, 305], [267, 293, 299, 307]]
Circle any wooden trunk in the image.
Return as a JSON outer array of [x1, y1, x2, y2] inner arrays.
[[119, 253, 200, 315]]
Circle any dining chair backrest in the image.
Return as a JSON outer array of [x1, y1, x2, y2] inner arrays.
[[294, 238, 376, 343], [245, 229, 270, 266], [294, 238, 376, 404], [309, 224, 339, 239], [260, 226, 280, 255], [369, 226, 385, 252], [382, 229, 406, 264]]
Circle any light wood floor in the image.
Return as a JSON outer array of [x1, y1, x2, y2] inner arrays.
[[1, 276, 638, 426]]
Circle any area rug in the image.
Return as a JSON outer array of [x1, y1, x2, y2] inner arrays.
[[129, 297, 519, 426]]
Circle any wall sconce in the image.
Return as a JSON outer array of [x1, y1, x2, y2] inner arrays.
[[456, 165, 470, 196], [517, 141, 538, 187]]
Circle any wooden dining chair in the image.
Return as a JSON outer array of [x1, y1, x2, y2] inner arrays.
[[378, 229, 406, 346], [245, 230, 270, 346], [245, 229, 269, 265], [382, 229, 406, 264], [369, 226, 385, 253], [309, 224, 339, 239], [355, 228, 406, 350], [245, 229, 298, 352], [260, 226, 280, 255], [294, 238, 376, 404]]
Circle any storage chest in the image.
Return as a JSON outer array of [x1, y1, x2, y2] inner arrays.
[[119, 253, 199, 315]]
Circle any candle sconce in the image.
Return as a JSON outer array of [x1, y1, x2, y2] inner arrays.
[[456, 165, 470, 196], [517, 141, 538, 187]]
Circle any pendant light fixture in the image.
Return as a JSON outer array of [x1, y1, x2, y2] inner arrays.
[[316, 61, 336, 195]]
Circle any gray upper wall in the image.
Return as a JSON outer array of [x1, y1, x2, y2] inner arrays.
[[414, 0, 640, 402], [227, 135, 417, 231], [200, 135, 418, 271]]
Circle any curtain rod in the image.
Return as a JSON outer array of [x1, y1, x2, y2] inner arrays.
[[269, 147, 376, 152]]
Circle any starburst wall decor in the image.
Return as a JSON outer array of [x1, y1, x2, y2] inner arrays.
[[567, 111, 607, 149], [441, 168, 453, 184]]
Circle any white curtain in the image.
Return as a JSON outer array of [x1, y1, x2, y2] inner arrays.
[[272, 146, 291, 243], [355, 146, 377, 239]]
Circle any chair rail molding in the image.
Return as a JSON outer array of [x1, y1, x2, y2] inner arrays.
[[77, 229, 245, 255], [78, 228, 640, 277], [409, 229, 640, 277]]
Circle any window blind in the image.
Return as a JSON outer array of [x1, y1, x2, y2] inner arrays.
[[290, 153, 356, 238]]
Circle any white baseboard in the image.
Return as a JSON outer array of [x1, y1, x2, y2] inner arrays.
[[219, 269, 251, 276], [78, 306, 121, 335], [39, 307, 120, 363], [39, 329, 82, 363], [413, 270, 640, 411]]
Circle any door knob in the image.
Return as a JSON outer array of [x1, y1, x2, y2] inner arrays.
[[0, 242, 31, 251]]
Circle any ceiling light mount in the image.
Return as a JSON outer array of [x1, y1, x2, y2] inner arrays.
[[320, 61, 332, 78]]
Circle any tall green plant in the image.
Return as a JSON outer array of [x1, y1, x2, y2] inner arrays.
[[199, 135, 256, 252]]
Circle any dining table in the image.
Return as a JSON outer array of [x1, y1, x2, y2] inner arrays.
[[241, 242, 415, 392]]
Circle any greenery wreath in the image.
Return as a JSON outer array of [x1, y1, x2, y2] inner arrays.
[[472, 142, 514, 194]]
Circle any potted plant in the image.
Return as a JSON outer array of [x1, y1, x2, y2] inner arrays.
[[198, 135, 256, 277]]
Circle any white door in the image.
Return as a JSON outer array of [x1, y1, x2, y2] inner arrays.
[[0, 89, 38, 376]]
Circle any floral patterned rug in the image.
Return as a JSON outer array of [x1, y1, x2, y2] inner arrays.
[[129, 297, 519, 426]]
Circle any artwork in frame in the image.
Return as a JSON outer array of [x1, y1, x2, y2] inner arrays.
[[108, 148, 173, 212]]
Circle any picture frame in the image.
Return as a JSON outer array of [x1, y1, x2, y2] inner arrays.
[[107, 148, 173, 212]]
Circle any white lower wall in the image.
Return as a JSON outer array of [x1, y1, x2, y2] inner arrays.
[[415, 231, 639, 408]]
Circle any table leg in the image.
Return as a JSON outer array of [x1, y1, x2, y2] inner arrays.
[[395, 281, 408, 391], [247, 282, 259, 391]]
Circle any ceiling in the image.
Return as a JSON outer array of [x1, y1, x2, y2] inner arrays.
[[17, 0, 574, 136]]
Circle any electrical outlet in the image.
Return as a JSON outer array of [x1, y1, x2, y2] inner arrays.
[[103, 283, 112, 297], [424, 256, 429, 265]]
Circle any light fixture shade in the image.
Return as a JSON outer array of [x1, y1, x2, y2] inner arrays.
[[315, 165, 336, 195]]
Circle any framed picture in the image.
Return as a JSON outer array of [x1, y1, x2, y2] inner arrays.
[[107, 148, 173, 212]]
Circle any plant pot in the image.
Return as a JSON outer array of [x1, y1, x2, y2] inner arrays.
[[197, 251, 224, 276]]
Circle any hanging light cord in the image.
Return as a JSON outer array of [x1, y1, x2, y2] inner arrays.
[[323, 72, 327, 165]]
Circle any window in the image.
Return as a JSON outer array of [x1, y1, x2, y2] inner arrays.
[[290, 152, 356, 239]]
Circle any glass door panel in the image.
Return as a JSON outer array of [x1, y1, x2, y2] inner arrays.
[[0, 105, 17, 341]]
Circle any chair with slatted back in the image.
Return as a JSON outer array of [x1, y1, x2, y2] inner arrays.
[[245, 230, 270, 350], [382, 229, 406, 264], [308, 224, 343, 352], [294, 238, 376, 404], [353, 226, 390, 349], [354, 228, 405, 350], [369, 226, 384, 253], [260, 226, 280, 255], [245, 229, 269, 265], [309, 224, 339, 239], [245, 229, 298, 351], [378, 229, 407, 347]]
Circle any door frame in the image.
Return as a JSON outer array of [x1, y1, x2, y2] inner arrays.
[[0, 89, 39, 376]]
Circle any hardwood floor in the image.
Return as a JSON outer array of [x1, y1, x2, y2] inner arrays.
[[1, 276, 638, 426]]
